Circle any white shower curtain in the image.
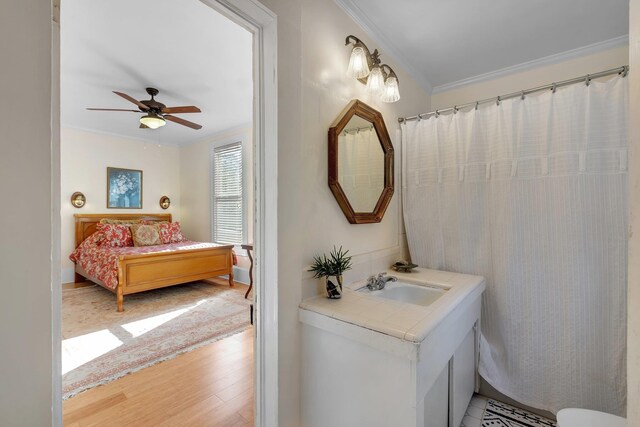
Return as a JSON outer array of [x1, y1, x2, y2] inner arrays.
[[401, 76, 628, 415]]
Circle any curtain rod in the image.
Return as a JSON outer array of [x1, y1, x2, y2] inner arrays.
[[398, 65, 629, 123], [342, 124, 374, 134]]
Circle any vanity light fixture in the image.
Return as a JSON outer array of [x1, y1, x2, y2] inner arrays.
[[159, 196, 171, 209], [71, 192, 86, 208], [345, 35, 400, 103], [140, 112, 166, 129]]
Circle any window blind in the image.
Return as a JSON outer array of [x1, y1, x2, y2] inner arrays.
[[212, 142, 243, 245]]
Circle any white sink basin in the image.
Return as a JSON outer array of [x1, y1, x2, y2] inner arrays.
[[359, 281, 446, 307]]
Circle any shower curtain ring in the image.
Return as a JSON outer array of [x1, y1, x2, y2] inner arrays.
[[585, 74, 591, 86], [475, 102, 479, 111], [453, 106, 458, 114], [622, 66, 629, 77], [551, 83, 557, 93], [521, 91, 525, 100], [435, 110, 440, 118], [496, 96, 501, 106]]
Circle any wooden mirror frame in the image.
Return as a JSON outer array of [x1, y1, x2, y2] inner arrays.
[[328, 99, 394, 224]]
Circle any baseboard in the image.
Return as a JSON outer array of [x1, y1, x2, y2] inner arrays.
[[213, 266, 250, 286], [61, 281, 94, 290]]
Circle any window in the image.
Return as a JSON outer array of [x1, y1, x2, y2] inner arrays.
[[212, 142, 243, 245]]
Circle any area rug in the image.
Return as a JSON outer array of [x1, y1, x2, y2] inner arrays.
[[62, 281, 251, 399], [481, 399, 556, 427]]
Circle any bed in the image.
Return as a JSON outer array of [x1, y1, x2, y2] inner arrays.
[[71, 213, 235, 312]]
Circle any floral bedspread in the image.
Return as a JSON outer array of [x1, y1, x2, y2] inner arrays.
[[70, 238, 237, 290]]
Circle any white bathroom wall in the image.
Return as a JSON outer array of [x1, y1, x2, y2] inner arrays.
[[253, 0, 431, 423], [431, 45, 628, 110], [60, 128, 181, 283], [0, 1, 55, 424], [628, 1, 640, 423]]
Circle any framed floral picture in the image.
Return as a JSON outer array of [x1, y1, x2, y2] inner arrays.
[[107, 167, 143, 209]]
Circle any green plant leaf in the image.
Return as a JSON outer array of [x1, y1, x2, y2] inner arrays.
[[308, 245, 353, 278]]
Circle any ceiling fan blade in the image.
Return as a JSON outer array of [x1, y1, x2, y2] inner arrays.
[[87, 108, 140, 112], [164, 115, 202, 130], [162, 106, 201, 114], [140, 123, 149, 129], [113, 91, 149, 110]]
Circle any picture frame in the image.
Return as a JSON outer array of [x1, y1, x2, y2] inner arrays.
[[107, 167, 143, 209]]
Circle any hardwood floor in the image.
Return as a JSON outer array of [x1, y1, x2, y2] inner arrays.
[[63, 328, 254, 426]]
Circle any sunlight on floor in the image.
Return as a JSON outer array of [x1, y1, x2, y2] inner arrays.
[[62, 329, 123, 375], [62, 301, 207, 375], [120, 300, 205, 338]]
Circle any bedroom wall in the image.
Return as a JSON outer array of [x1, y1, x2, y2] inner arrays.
[[254, 0, 430, 424], [60, 128, 181, 283], [179, 125, 253, 266], [431, 45, 628, 110], [0, 0, 55, 425], [180, 126, 253, 272]]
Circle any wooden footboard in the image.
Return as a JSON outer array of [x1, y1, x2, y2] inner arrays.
[[116, 246, 234, 311]]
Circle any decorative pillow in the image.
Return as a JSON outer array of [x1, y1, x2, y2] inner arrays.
[[99, 218, 142, 225], [159, 222, 186, 244], [130, 223, 162, 246], [96, 223, 133, 247]]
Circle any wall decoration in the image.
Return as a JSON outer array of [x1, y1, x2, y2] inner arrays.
[[70, 192, 86, 208], [159, 195, 171, 209], [107, 167, 143, 209], [328, 99, 394, 224]]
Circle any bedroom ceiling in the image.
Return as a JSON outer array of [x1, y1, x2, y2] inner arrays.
[[336, 0, 629, 92], [61, 0, 252, 146]]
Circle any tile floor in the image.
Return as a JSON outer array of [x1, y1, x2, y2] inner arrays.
[[462, 394, 556, 427]]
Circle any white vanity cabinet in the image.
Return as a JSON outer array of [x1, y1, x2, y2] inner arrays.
[[421, 327, 476, 427], [299, 268, 485, 427]]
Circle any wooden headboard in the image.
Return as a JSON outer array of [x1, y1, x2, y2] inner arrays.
[[74, 213, 172, 248]]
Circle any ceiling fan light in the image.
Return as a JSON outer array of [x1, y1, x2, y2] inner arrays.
[[140, 113, 166, 129], [346, 45, 370, 79], [365, 65, 385, 95], [381, 75, 400, 103]]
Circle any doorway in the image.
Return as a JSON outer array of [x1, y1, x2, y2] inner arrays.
[[52, 0, 278, 425]]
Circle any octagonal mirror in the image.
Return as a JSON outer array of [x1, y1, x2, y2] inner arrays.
[[328, 99, 394, 224]]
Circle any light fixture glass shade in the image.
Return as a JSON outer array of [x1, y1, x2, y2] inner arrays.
[[346, 45, 370, 79], [381, 75, 400, 103], [140, 114, 166, 129], [366, 66, 385, 95]]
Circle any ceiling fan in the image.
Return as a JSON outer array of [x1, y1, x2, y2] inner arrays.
[[87, 87, 202, 130]]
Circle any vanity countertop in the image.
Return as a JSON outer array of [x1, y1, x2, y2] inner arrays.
[[299, 267, 485, 343]]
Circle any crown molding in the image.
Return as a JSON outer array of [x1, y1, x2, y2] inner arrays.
[[61, 125, 182, 147], [185, 122, 253, 146], [432, 35, 629, 94], [334, 0, 433, 94]]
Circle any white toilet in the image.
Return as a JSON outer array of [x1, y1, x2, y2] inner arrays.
[[557, 408, 625, 427]]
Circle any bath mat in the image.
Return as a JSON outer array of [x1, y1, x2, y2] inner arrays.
[[481, 399, 556, 427], [62, 281, 251, 399]]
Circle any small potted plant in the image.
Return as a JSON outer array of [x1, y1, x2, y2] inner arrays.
[[308, 246, 353, 299]]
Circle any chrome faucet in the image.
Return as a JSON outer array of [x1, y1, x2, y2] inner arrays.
[[366, 272, 397, 291]]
